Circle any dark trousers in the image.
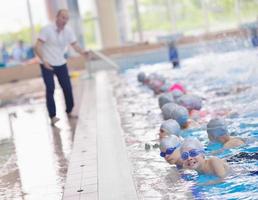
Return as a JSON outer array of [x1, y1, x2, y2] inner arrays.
[[172, 60, 180, 68], [40, 63, 74, 118]]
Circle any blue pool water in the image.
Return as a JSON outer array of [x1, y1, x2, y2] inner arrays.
[[113, 48, 258, 199]]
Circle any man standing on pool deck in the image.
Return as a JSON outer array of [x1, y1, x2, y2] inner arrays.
[[35, 9, 90, 125]]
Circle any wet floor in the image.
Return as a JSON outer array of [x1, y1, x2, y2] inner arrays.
[[0, 75, 82, 200]]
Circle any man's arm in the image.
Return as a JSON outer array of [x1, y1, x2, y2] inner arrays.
[[35, 40, 53, 70], [71, 42, 90, 58]]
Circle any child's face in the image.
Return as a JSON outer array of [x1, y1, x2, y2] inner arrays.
[[181, 147, 204, 170], [181, 121, 189, 129], [160, 147, 180, 165], [159, 129, 168, 139]]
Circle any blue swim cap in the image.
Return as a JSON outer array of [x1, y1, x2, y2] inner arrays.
[[158, 93, 175, 108], [160, 82, 171, 93], [171, 105, 189, 127], [180, 137, 204, 153], [206, 118, 229, 138], [171, 89, 184, 99], [160, 135, 181, 150], [161, 103, 189, 127], [137, 72, 146, 82], [177, 94, 202, 111], [160, 119, 181, 136]]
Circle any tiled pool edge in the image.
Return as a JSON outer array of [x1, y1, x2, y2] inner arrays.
[[96, 71, 138, 200], [62, 73, 98, 199], [62, 71, 138, 200]]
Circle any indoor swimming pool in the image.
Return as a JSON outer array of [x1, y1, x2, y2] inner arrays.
[[113, 48, 258, 199]]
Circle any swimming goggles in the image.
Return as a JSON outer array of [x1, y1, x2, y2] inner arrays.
[[160, 144, 180, 158], [181, 149, 205, 161]]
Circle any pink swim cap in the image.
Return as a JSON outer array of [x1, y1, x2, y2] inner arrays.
[[168, 83, 186, 94]]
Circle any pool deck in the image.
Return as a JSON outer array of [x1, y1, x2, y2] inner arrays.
[[62, 70, 138, 200]]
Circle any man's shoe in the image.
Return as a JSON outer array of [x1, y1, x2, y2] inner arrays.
[[51, 116, 60, 126], [67, 112, 78, 119]]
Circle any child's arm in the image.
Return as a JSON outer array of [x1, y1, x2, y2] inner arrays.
[[210, 148, 226, 156], [211, 157, 228, 178], [197, 158, 228, 186]]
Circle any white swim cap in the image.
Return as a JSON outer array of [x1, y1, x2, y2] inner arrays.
[[160, 119, 181, 136], [180, 137, 204, 153], [160, 135, 181, 150]]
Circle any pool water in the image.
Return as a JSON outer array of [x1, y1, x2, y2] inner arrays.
[[112, 48, 258, 199]]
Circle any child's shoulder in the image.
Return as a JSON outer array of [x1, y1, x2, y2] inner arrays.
[[208, 156, 226, 167], [209, 156, 222, 163], [208, 156, 229, 173], [224, 137, 245, 148]]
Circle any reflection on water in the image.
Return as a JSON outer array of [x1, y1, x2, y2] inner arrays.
[[0, 88, 76, 199], [113, 49, 258, 199]]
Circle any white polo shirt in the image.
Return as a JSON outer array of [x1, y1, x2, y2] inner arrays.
[[38, 24, 77, 66]]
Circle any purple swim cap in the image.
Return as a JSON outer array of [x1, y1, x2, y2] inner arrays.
[[177, 94, 202, 111]]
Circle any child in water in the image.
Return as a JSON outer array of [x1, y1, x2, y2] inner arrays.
[[206, 117, 245, 149], [137, 72, 186, 95], [159, 119, 181, 139], [180, 137, 229, 178], [160, 135, 183, 169]]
